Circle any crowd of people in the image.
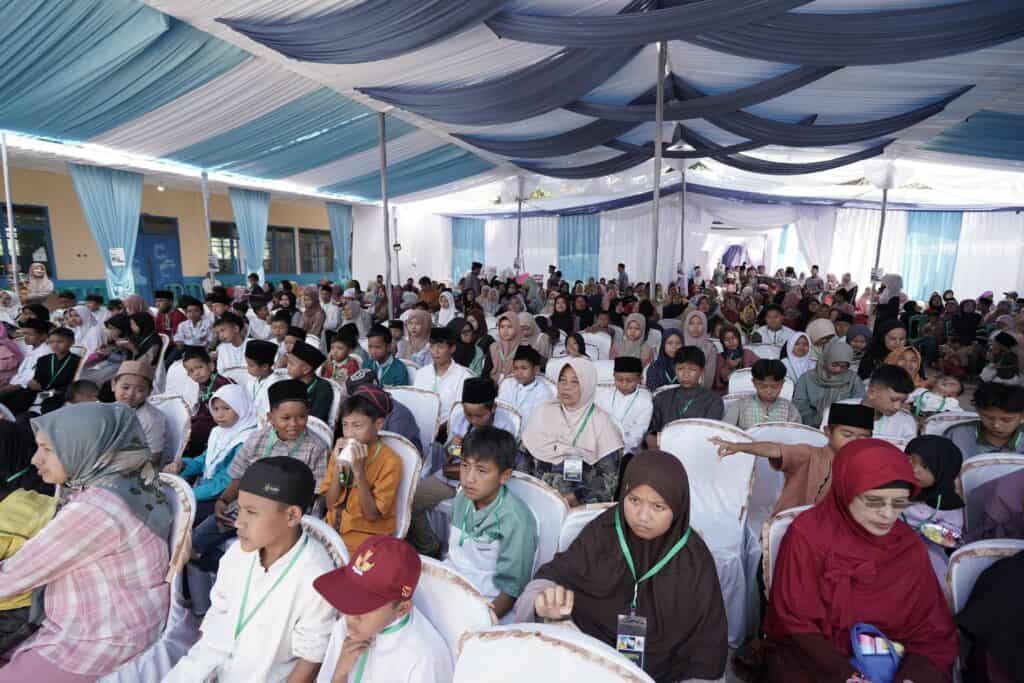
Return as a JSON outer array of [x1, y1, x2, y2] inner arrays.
[[0, 258, 1020, 682]]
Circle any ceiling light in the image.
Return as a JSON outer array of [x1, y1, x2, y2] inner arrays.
[[156, 185, 165, 192]]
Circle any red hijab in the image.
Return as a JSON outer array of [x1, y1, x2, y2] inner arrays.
[[764, 439, 957, 674]]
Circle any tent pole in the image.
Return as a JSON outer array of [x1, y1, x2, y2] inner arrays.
[[651, 41, 667, 284], [872, 187, 889, 281], [379, 113, 395, 319], [515, 175, 524, 275], [200, 171, 215, 279], [1, 134, 18, 295], [679, 165, 687, 269]]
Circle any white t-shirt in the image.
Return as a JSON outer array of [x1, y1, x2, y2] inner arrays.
[[217, 339, 249, 373], [595, 385, 653, 454], [755, 325, 795, 346], [498, 376, 554, 426], [414, 362, 473, 421], [831, 398, 918, 440]]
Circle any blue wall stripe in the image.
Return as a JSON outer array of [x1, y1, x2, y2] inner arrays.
[[557, 213, 600, 283], [922, 110, 1024, 163], [451, 217, 486, 285]]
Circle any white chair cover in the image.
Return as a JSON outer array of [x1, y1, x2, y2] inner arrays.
[[454, 624, 655, 683], [149, 394, 192, 465], [760, 505, 812, 596], [506, 472, 568, 574], [381, 431, 423, 538], [652, 383, 679, 398], [645, 328, 662, 353], [305, 334, 322, 351], [325, 377, 343, 431], [98, 474, 198, 682], [608, 325, 624, 346], [0, 402, 14, 422], [658, 419, 756, 646], [164, 360, 199, 408], [305, 415, 334, 451], [220, 366, 252, 388], [924, 411, 979, 436], [400, 358, 420, 378], [447, 401, 523, 441], [960, 454, 1024, 531], [878, 435, 910, 449], [581, 332, 611, 361], [154, 333, 171, 393], [592, 359, 615, 385], [557, 502, 614, 552], [358, 337, 369, 352], [414, 557, 496, 661], [727, 368, 794, 399], [722, 392, 752, 417], [301, 515, 350, 568], [385, 386, 442, 462], [946, 539, 1024, 612], [545, 356, 571, 383], [660, 319, 681, 331], [747, 344, 781, 360]]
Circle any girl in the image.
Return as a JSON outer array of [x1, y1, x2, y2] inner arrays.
[[397, 309, 432, 368], [845, 324, 872, 370], [793, 339, 865, 427], [436, 291, 456, 326], [488, 311, 522, 383], [23, 263, 53, 306], [448, 317, 485, 375], [886, 345, 927, 387], [646, 329, 684, 392], [565, 333, 588, 358], [903, 436, 965, 582], [805, 318, 837, 360], [611, 313, 654, 367], [296, 285, 324, 337], [123, 312, 162, 367], [518, 312, 553, 360], [573, 295, 594, 329], [682, 310, 719, 390], [714, 324, 759, 393], [63, 305, 103, 358], [549, 294, 577, 336], [858, 320, 908, 380], [0, 326, 23, 387]]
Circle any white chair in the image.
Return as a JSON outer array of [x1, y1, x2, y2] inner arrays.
[[447, 400, 524, 442], [660, 319, 681, 331], [558, 502, 614, 552], [722, 391, 753, 417], [455, 624, 655, 683], [0, 402, 14, 422], [381, 431, 423, 538], [507, 472, 569, 574], [960, 454, 1024, 531], [545, 356, 571, 383], [747, 344, 781, 360], [325, 377, 343, 431], [652, 383, 678, 398], [164, 360, 199, 408], [761, 505, 812, 596], [154, 333, 171, 393], [592, 359, 615, 385], [878, 435, 910, 450], [728, 368, 794, 399], [98, 474, 198, 683], [149, 394, 192, 466], [645, 328, 662, 353], [358, 337, 369, 353], [658, 419, 756, 647], [400, 358, 420, 379], [220, 366, 253, 388], [301, 515, 350, 568], [414, 556, 496, 662], [304, 415, 334, 450], [385, 386, 442, 459], [305, 334, 322, 351], [581, 332, 611, 361], [924, 411, 979, 436], [608, 324, 624, 346]]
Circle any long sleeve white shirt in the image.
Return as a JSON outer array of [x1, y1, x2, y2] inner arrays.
[[595, 385, 654, 454], [414, 362, 473, 421], [498, 376, 555, 427]]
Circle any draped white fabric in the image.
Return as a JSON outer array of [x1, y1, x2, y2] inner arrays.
[[599, 195, 686, 284], [793, 206, 838, 272], [484, 216, 559, 276], [351, 205, 452, 286], [286, 130, 445, 189], [951, 211, 1024, 298], [827, 208, 908, 290]]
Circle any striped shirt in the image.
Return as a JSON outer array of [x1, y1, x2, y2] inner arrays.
[[228, 425, 329, 487]]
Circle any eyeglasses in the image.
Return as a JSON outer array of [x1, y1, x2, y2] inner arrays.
[[857, 495, 912, 512]]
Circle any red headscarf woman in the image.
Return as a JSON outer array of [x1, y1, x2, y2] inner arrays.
[[762, 439, 957, 683]]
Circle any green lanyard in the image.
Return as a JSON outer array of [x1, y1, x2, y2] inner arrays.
[[459, 487, 505, 546], [614, 509, 690, 611], [378, 357, 394, 381], [137, 333, 155, 349], [677, 397, 696, 419], [306, 378, 318, 397], [566, 404, 595, 447], [664, 370, 674, 385], [611, 389, 640, 421], [235, 536, 308, 639], [200, 373, 219, 404], [913, 392, 944, 416], [352, 613, 411, 683], [264, 430, 307, 459], [47, 354, 74, 390]]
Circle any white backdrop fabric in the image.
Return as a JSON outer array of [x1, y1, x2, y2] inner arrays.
[[951, 211, 1024, 298], [484, 216, 559, 277], [827, 208, 908, 290]]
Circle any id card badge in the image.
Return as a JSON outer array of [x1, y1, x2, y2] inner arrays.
[[563, 455, 584, 482], [616, 613, 647, 669]]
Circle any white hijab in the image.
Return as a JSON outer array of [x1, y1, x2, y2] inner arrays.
[[436, 291, 456, 326], [782, 332, 816, 381], [203, 384, 257, 479], [70, 304, 103, 356]]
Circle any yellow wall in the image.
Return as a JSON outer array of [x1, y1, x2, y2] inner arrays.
[[0, 165, 332, 280]]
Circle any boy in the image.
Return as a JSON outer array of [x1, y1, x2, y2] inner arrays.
[[206, 292, 231, 322], [288, 340, 334, 424], [67, 379, 100, 403], [173, 296, 213, 349], [596, 356, 653, 454], [363, 325, 409, 387], [646, 346, 724, 448], [320, 393, 403, 554], [0, 327, 80, 416], [51, 290, 77, 325], [166, 458, 336, 683], [946, 382, 1024, 459], [723, 359, 801, 429], [183, 345, 235, 456], [388, 319, 404, 347], [826, 364, 917, 440], [246, 297, 273, 341], [106, 298, 125, 319], [584, 309, 614, 338], [834, 312, 853, 341], [245, 338, 282, 419], [0, 318, 50, 393], [711, 402, 874, 517], [754, 304, 794, 346], [113, 360, 167, 462], [413, 327, 473, 420], [346, 371, 423, 455], [84, 293, 108, 326], [214, 311, 248, 373], [444, 427, 537, 619], [321, 327, 361, 383], [909, 374, 964, 416], [497, 345, 554, 425], [154, 289, 186, 339], [313, 536, 453, 683], [270, 311, 291, 366]]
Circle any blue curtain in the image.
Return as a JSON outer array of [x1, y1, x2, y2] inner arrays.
[[558, 214, 600, 283], [67, 163, 143, 298], [451, 218, 485, 285], [229, 187, 270, 283], [327, 202, 353, 284], [902, 211, 963, 301]]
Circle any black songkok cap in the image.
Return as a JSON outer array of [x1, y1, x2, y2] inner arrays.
[[290, 340, 327, 369], [462, 377, 497, 404], [268, 379, 308, 408], [429, 326, 453, 344], [20, 318, 51, 333], [614, 356, 643, 374], [827, 402, 874, 431], [239, 457, 315, 510], [245, 339, 278, 365]]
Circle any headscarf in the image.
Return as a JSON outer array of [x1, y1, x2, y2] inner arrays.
[[647, 329, 684, 392], [573, 295, 595, 329], [682, 310, 718, 389], [447, 317, 478, 369], [885, 345, 926, 387], [399, 309, 432, 358], [950, 299, 982, 345], [0, 290, 20, 325], [203, 384, 257, 480], [764, 439, 957, 674], [0, 325, 24, 384], [780, 332, 815, 381], [844, 324, 872, 361], [805, 318, 837, 359], [521, 357, 623, 465], [69, 304, 102, 356], [549, 294, 577, 336], [878, 273, 903, 304], [518, 312, 552, 358], [617, 313, 648, 359], [25, 263, 54, 301], [345, 300, 372, 337], [437, 291, 456, 326], [488, 311, 522, 382], [811, 339, 858, 416], [905, 436, 964, 511], [298, 285, 324, 334], [535, 451, 728, 682], [129, 312, 160, 359], [123, 294, 148, 316]]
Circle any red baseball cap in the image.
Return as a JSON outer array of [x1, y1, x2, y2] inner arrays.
[[313, 536, 421, 615]]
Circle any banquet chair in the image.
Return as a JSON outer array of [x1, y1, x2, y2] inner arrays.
[[545, 356, 571, 383], [877, 435, 910, 450], [592, 359, 615, 384], [745, 422, 827, 538], [325, 377, 343, 431], [164, 360, 199, 408], [581, 332, 611, 360], [760, 505, 812, 596], [507, 472, 569, 574], [558, 502, 614, 552], [923, 411, 979, 436], [358, 337, 369, 353], [304, 415, 334, 451], [98, 474, 197, 682], [301, 515, 350, 568], [660, 319, 680, 331], [153, 334, 171, 393], [400, 358, 419, 378], [149, 394, 192, 466], [219, 366, 252, 388], [728, 368, 794, 399], [381, 431, 423, 538], [454, 624, 655, 683], [722, 391, 753, 417], [0, 402, 14, 422], [447, 401, 523, 442], [960, 454, 1024, 531], [747, 344, 781, 360], [413, 557, 496, 662], [652, 383, 679, 398], [645, 328, 662, 353], [385, 386, 441, 465], [305, 334, 322, 351]]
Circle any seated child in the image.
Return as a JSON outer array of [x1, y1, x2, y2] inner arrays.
[[565, 333, 588, 358], [388, 320, 404, 348], [908, 374, 964, 416], [183, 345, 235, 457], [313, 536, 453, 683], [827, 364, 918, 440], [213, 312, 248, 373], [903, 435, 965, 582], [0, 327, 80, 416], [497, 345, 554, 426], [0, 487, 57, 652], [321, 328, 361, 383], [112, 360, 167, 464], [66, 379, 100, 403], [320, 393, 403, 554], [173, 297, 212, 350], [946, 382, 1024, 459], [723, 359, 801, 429], [346, 371, 423, 455], [646, 346, 724, 448], [980, 349, 1023, 387], [270, 312, 291, 367], [362, 325, 409, 387], [166, 458, 336, 683], [444, 427, 537, 620], [164, 384, 257, 523], [153, 290, 185, 340], [246, 297, 272, 341], [288, 340, 334, 424], [244, 339, 281, 419], [595, 356, 653, 454], [341, 323, 369, 366]]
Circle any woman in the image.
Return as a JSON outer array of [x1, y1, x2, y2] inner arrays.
[[887, 345, 927, 387], [682, 310, 719, 390], [875, 273, 904, 325], [123, 312, 162, 367], [519, 312, 553, 360], [277, 291, 299, 326], [762, 439, 957, 682], [573, 295, 594, 330], [611, 313, 654, 367], [436, 291, 456, 327], [397, 309, 432, 368], [296, 285, 324, 336], [565, 333, 588, 358], [23, 263, 53, 306], [516, 451, 728, 683], [903, 436, 964, 582], [0, 403, 173, 681], [0, 290, 20, 327], [858, 319, 908, 380], [520, 358, 623, 505], [549, 294, 577, 336], [714, 324, 758, 393], [949, 299, 982, 347], [780, 333, 815, 382], [448, 317, 485, 376], [63, 305, 103, 358], [845, 325, 871, 364], [793, 339, 865, 427], [122, 294, 149, 318], [0, 326, 24, 386], [647, 329, 684, 392], [341, 300, 372, 338], [805, 318, 837, 360], [836, 273, 858, 304]]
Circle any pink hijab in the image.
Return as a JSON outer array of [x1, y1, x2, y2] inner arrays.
[[0, 325, 25, 385]]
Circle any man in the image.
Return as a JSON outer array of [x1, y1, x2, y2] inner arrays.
[[464, 261, 483, 298], [617, 263, 630, 292], [201, 271, 222, 295], [414, 327, 473, 420], [245, 272, 262, 296], [803, 265, 824, 296], [595, 356, 653, 455]]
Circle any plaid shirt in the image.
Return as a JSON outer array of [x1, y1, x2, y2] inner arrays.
[[724, 395, 802, 430], [228, 425, 329, 486], [0, 488, 169, 676]]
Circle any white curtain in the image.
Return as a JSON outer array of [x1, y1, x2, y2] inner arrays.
[[352, 205, 452, 287], [951, 211, 1024, 298], [828, 208, 907, 291], [599, 194, 687, 283], [793, 206, 838, 273], [484, 215, 558, 277]]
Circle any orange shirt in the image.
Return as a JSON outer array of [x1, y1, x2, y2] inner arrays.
[[769, 444, 836, 518], [318, 442, 403, 554]]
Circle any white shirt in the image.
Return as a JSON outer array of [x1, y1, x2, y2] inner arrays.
[[89, 307, 110, 326], [595, 385, 654, 454], [832, 398, 918, 440], [251, 372, 283, 421], [246, 312, 273, 341], [755, 325, 795, 346], [174, 318, 213, 347], [498, 376, 554, 426], [217, 339, 249, 373], [316, 607, 453, 683], [8, 342, 48, 388], [323, 302, 341, 332], [414, 362, 473, 420], [166, 533, 337, 683]]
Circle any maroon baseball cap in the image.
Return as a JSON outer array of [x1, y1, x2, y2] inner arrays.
[[313, 536, 421, 615]]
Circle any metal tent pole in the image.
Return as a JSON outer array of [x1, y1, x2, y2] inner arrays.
[[200, 171, 214, 277], [651, 41, 667, 283], [515, 175, 525, 274], [379, 113, 395, 319], [872, 187, 889, 280], [679, 165, 687, 269], [1, 133, 19, 294]]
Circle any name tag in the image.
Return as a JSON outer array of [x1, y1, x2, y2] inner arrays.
[[616, 614, 647, 669], [563, 456, 584, 482]]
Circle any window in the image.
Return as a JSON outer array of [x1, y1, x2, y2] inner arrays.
[[265, 226, 296, 274], [299, 229, 333, 273], [210, 221, 240, 274], [0, 204, 55, 279]]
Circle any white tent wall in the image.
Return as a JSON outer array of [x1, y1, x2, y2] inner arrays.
[[352, 205, 452, 287], [951, 212, 1024, 298], [827, 208, 908, 292], [599, 195, 687, 284], [484, 216, 559, 277]]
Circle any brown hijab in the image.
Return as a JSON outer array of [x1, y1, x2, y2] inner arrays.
[[489, 310, 522, 382], [535, 451, 728, 682]]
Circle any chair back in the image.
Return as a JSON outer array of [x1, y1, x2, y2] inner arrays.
[[878, 435, 910, 450], [745, 421, 827, 535], [961, 454, 1024, 531], [592, 359, 615, 385], [164, 360, 199, 407], [454, 624, 655, 683], [301, 516, 350, 568], [747, 344, 780, 360], [923, 412, 979, 436], [507, 472, 569, 574], [149, 394, 192, 465], [722, 391, 751, 416], [385, 386, 442, 457], [304, 416, 334, 451], [728, 368, 794, 399], [545, 356, 571, 383], [380, 431, 423, 538], [414, 557, 496, 661], [159, 473, 197, 583], [652, 383, 679, 398], [660, 319, 680, 331], [447, 401, 523, 442], [358, 337, 369, 353], [558, 502, 614, 552], [325, 377, 343, 431], [945, 539, 1024, 612], [400, 358, 420, 378], [761, 505, 812, 596], [581, 332, 611, 361], [645, 328, 662, 353], [153, 333, 171, 393], [305, 334, 322, 351], [220, 366, 252, 388]]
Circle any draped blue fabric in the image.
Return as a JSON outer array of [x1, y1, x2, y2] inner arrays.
[[67, 163, 143, 298], [517, 153, 650, 179], [0, 1, 246, 140], [455, 118, 642, 159], [558, 214, 600, 283], [488, 0, 810, 47], [229, 188, 271, 283], [451, 218, 485, 285], [923, 110, 1024, 162], [327, 202, 353, 283], [902, 211, 963, 301], [688, 0, 1024, 66], [218, 0, 509, 65]]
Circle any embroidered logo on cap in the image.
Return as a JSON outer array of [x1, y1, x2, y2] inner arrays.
[[353, 549, 375, 576], [264, 483, 280, 494]]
